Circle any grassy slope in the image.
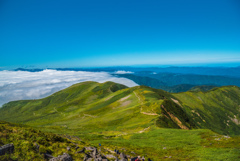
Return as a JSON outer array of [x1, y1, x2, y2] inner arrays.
[[1, 82, 240, 160], [0, 81, 194, 135], [173, 86, 240, 135], [0, 121, 88, 161], [1, 121, 240, 160], [89, 127, 240, 160], [1, 82, 240, 136]]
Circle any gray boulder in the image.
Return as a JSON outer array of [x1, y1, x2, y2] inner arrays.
[[119, 152, 128, 161], [84, 153, 91, 161], [85, 147, 96, 151], [49, 153, 73, 161], [44, 153, 54, 160], [105, 154, 115, 159], [0, 143, 14, 156]]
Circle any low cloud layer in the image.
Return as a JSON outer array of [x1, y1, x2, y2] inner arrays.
[[0, 70, 138, 107], [114, 70, 134, 74]]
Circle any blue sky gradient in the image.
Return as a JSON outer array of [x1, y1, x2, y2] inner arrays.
[[1, 0, 240, 68]]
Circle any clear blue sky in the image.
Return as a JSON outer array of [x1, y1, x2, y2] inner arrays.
[[1, 0, 240, 68]]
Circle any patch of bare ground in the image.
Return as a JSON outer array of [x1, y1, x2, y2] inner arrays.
[[191, 110, 206, 122], [105, 95, 113, 101], [171, 98, 183, 108], [162, 105, 189, 130], [119, 100, 132, 108], [138, 127, 150, 133], [140, 112, 159, 116], [229, 115, 240, 125], [119, 95, 131, 102]]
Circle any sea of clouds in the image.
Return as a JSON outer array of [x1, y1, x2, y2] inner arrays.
[[0, 70, 138, 107]]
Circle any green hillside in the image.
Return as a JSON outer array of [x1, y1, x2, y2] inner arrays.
[[173, 86, 240, 135], [189, 85, 217, 92], [0, 81, 194, 135], [1, 81, 240, 160], [1, 82, 240, 136]]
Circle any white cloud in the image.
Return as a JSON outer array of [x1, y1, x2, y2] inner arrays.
[[114, 70, 134, 74], [0, 70, 138, 107]]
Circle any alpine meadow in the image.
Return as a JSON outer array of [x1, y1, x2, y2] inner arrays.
[[1, 0, 240, 160], [1, 81, 240, 160]]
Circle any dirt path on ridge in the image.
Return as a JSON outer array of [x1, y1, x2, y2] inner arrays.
[[133, 91, 159, 116]]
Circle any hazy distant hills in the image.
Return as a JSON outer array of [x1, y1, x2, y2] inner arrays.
[[1, 81, 240, 136], [134, 72, 240, 86], [14, 66, 240, 77], [113, 73, 240, 92], [14, 66, 240, 93]]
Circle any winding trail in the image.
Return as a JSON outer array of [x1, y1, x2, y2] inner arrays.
[[138, 126, 151, 133], [141, 112, 159, 116], [54, 107, 65, 116], [82, 113, 97, 118], [133, 91, 143, 104], [133, 91, 159, 116]]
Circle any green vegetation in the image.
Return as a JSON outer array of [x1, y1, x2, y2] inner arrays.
[[1, 81, 240, 160], [133, 72, 240, 87], [190, 85, 217, 92], [173, 86, 240, 136], [114, 74, 219, 93], [2, 121, 240, 160], [0, 121, 88, 161], [90, 127, 240, 160], [1, 81, 240, 136]]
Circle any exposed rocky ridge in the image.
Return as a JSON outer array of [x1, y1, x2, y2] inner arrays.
[[0, 142, 150, 161]]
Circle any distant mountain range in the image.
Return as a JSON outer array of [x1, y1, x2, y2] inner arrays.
[[114, 72, 240, 92], [13, 66, 240, 93], [14, 66, 240, 77]]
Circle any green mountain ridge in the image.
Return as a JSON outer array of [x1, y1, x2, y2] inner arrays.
[[1, 81, 240, 160], [1, 81, 240, 136]]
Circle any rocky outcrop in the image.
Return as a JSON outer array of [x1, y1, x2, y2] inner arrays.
[[83, 147, 108, 161], [67, 147, 71, 151], [49, 153, 73, 161], [105, 154, 115, 159], [0, 142, 149, 161], [119, 152, 128, 161], [0, 143, 14, 156]]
